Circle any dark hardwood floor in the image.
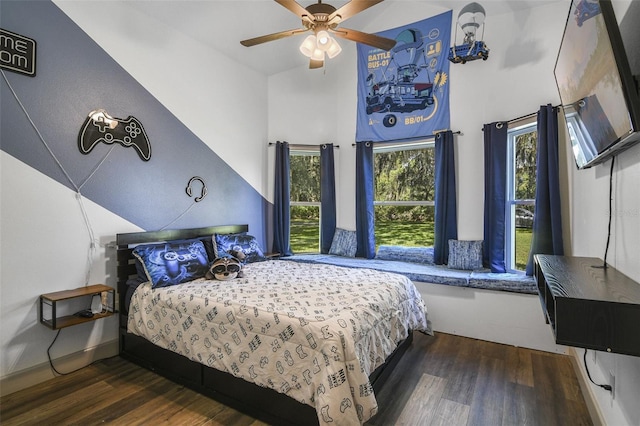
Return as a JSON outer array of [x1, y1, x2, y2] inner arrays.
[[0, 332, 592, 425]]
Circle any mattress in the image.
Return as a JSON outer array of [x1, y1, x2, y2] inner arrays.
[[127, 260, 430, 425]]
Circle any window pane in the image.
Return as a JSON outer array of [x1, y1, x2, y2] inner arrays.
[[507, 124, 537, 272], [374, 145, 435, 249], [290, 152, 321, 253], [514, 131, 537, 200], [290, 154, 320, 202], [374, 205, 435, 247], [514, 204, 534, 270], [374, 148, 435, 202], [290, 205, 319, 253]]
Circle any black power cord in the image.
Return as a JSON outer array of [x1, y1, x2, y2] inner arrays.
[[583, 348, 612, 392], [602, 156, 615, 268], [592, 156, 615, 270], [47, 328, 118, 376], [47, 329, 69, 376], [47, 294, 103, 376], [583, 160, 615, 391]]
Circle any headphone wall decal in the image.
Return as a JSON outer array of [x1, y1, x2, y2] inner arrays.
[[186, 176, 207, 202]]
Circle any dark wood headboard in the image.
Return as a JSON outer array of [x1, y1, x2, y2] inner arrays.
[[115, 224, 248, 318]]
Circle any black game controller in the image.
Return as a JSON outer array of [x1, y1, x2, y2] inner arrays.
[[163, 244, 209, 278], [78, 109, 151, 161]]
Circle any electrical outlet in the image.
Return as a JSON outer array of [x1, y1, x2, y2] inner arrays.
[[609, 371, 615, 400]]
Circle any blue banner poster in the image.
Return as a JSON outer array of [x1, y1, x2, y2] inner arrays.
[[356, 11, 452, 142]]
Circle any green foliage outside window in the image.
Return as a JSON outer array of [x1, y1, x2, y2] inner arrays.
[[374, 147, 435, 222], [290, 153, 320, 205], [288, 141, 534, 269], [512, 129, 537, 271], [374, 146, 435, 248], [514, 131, 537, 200], [290, 153, 321, 252], [289, 147, 437, 252]]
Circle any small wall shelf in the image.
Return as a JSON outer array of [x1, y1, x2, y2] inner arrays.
[[39, 284, 116, 329], [534, 255, 640, 357]]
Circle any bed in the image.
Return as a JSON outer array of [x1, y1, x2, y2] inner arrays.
[[116, 225, 431, 425]]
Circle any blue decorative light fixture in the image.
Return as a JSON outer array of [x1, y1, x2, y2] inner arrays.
[[448, 2, 490, 64]]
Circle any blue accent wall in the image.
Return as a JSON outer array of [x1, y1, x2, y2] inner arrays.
[[1, 1, 268, 240]]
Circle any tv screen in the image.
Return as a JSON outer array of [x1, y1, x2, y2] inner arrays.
[[554, 0, 640, 169]]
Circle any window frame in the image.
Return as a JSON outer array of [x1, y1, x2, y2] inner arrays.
[[372, 140, 436, 247], [373, 140, 436, 209], [505, 121, 537, 273], [289, 147, 321, 253]]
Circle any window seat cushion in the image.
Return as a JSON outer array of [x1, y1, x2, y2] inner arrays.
[[283, 254, 536, 295]]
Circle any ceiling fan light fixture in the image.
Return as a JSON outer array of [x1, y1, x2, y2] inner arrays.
[[310, 48, 325, 61], [326, 38, 342, 58], [299, 35, 317, 57], [316, 30, 331, 50], [242, 0, 395, 68]]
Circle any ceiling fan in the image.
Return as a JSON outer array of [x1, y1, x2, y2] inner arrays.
[[240, 0, 396, 69]]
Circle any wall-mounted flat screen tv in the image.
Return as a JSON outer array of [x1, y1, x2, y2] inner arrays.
[[554, 0, 640, 169]]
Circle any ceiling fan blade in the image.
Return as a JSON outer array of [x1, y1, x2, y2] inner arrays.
[[328, 0, 385, 24], [332, 28, 396, 51], [275, 0, 311, 19], [309, 58, 324, 69], [240, 28, 308, 47]]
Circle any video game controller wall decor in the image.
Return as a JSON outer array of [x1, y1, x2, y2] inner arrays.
[[78, 109, 151, 161]]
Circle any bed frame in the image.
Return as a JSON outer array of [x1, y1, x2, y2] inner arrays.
[[116, 224, 413, 425]]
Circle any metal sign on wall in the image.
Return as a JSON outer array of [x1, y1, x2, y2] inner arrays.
[[0, 28, 37, 77]]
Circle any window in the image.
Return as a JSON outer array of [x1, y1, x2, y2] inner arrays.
[[506, 123, 537, 272], [374, 141, 435, 247], [289, 149, 321, 253]]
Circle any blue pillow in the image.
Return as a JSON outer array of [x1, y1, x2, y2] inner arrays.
[[376, 245, 434, 264], [133, 239, 209, 288], [214, 233, 266, 263], [329, 228, 357, 257], [447, 240, 484, 270]]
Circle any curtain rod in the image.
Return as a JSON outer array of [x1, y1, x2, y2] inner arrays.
[[268, 143, 339, 149], [352, 130, 462, 146], [481, 104, 561, 131]]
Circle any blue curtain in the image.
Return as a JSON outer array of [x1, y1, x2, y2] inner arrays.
[[434, 130, 458, 265], [355, 142, 375, 258], [273, 141, 292, 256], [483, 122, 508, 273], [320, 144, 336, 254], [526, 105, 564, 275]]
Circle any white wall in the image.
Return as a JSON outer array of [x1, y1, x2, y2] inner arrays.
[[267, 1, 640, 424], [0, 152, 140, 381], [268, 48, 359, 227]]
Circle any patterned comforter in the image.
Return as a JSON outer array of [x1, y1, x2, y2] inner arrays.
[[128, 260, 431, 425]]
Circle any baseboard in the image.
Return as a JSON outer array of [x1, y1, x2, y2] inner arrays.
[[0, 339, 119, 397], [568, 346, 606, 426]]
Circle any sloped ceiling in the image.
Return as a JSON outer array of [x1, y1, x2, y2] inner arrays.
[[124, 0, 563, 76]]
